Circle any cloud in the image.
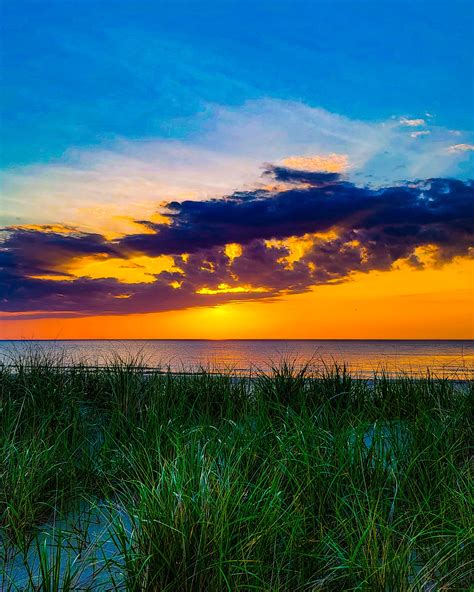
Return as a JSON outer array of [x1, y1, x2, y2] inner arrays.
[[263, 165, 341, 185], [0, 227, 119, 279], [410, 131, 431, 139], [2, 99, 473, 237], [1, 167, 473, 319], [118, 169, 473, 258], [399, 117, 426, 127], [281, 154, 349, 173], [447, 143, 474, 154]]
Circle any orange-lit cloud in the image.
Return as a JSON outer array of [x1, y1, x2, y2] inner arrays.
[[66, 254, 180, 284], [8, 224, 77, 234], [266, 231, 338, 269], [196, 283, 269, 295], [224, 243, 243, 263], [282, 153, 349, 173]]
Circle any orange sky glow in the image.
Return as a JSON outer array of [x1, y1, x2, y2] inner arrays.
[[2, 144, 473, 339], [3, 256, 472, 340]]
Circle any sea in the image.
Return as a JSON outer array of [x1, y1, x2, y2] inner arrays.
[[0, 340, 473, 378]]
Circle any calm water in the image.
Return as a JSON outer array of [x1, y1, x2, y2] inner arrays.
[[0, 340, 473, 378]]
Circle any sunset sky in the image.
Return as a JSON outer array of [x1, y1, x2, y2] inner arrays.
[[1, 0, 473, 339]]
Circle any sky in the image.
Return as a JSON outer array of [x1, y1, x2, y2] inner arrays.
[[1, 0, 473, 339]]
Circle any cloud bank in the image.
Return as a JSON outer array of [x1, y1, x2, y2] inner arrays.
[[2, 165, 472, 319]]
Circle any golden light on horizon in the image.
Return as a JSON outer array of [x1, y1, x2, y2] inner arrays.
[[196, 283, 269, 295], [2, 255, 472, 340], [67, 254, 181, 284]]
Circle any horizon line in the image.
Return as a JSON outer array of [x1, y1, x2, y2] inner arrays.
[[1, 338, 473, 343]]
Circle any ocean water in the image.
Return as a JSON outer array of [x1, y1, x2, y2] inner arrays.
[[0, 340, 472, 378]]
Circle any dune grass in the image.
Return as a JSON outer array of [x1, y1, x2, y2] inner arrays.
[[0, 354, 472, 590]]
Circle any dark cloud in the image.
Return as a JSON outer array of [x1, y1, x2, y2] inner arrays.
[[1, 169, 473, 318], [0, 227, 119, 278], [264, 164, 341, 185], [119, 172, 473, 259]]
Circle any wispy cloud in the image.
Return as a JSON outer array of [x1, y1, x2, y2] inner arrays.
[[410, 131, 431, 139], [399, 117, 426, 127], [447, 143, 474, 154]]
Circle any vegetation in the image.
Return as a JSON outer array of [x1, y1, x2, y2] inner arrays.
[[0, 353, 472, 590]]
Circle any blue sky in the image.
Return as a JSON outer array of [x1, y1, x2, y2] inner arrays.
[[2, 0, 473, 167]]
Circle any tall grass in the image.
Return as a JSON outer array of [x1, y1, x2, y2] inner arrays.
[[0, 354, 472, 590]]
